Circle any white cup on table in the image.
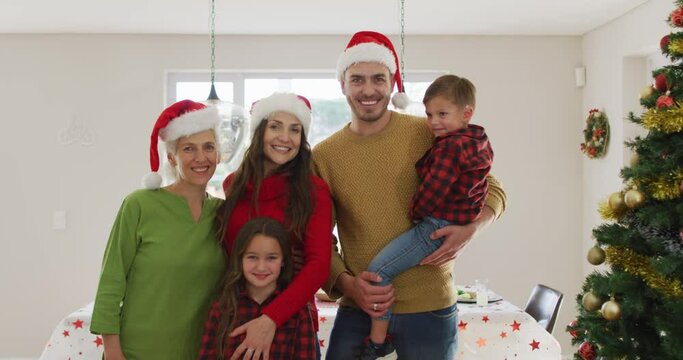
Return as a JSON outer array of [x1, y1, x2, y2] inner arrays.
[[475, 279, 489, 306]]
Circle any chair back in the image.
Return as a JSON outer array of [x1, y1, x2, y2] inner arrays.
[[524, 284, 563, 333]]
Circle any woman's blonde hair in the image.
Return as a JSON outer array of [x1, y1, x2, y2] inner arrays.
[[161, 129, 220, 182]]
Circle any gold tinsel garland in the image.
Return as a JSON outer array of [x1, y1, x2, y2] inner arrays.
[[641, 107, 683, 133], [649, 170, 683, 200], [598, 200, 619, 221], [598, 192, 631, 221], [605, 246, 683, 299], [668, 38, 683, 54], [634, 170, 683, 201]]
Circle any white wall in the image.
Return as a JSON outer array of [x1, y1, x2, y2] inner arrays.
[[581, 0, 671, 278], [0, 34, 583, 356]]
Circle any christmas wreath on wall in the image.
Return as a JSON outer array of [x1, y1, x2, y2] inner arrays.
[[580, 109, 610, 159]]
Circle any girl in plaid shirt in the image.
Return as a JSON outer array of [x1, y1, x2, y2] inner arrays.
[[198, 217, 317, 360], [359, 75, 494, 359]]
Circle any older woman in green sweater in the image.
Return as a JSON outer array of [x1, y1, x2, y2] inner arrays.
[[91, 100, 226, 359]]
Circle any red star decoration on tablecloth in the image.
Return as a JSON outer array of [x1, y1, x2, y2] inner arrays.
[[319, 339, 325, 348], [482, 315, 489, 323], [458, 320, 468, 331], [476, 337, 487, 348], [530, 339, 540, 350], [94, 336, 103, 347], [72, 319, 84, 329], [511, 320, 521, 331], [320, 316, 327, 323], [500, 331, 508, 339], [62, 330, 70, 337]]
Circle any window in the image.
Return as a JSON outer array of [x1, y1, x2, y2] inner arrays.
[[167, 71, 444, 197]]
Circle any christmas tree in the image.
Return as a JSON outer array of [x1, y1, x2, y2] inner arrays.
[[567, 2, 683, 360]]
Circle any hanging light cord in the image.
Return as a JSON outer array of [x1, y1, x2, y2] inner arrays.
[[399, 0, 406, 84], [207, 0, 219, 100], [210, 0, 216, 86]]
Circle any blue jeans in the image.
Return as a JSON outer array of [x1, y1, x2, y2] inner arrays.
[[325, 304, 458, 359], [367, 216, 451, 320]]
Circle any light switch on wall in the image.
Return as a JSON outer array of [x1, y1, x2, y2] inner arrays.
[[53, 210, 67, 230]]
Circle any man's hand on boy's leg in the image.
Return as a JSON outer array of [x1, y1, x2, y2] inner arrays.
[[337, 271, 394, 316]]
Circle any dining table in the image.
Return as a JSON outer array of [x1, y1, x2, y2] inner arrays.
[[316, 289, 561, 360], [40, 288, 561, 360]]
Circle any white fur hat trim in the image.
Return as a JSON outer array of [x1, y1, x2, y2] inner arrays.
[[250, 93, 312, 135], [336, 42, 397, 81], [159, 106, 220, 142]]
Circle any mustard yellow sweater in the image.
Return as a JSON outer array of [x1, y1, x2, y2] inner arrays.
[[312, 111, 507, 314]]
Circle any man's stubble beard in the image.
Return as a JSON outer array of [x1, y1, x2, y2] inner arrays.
[[346, 95, 390, 123]]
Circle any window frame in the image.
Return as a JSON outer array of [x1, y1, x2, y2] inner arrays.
[[166, 70, 446, 108]]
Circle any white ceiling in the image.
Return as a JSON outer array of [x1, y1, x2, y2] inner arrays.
[[0, 0, 649, 35]]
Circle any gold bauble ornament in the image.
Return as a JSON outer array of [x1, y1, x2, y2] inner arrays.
[[582, 292, 602, 311], [608, 192, 627, 212], [640, 85, 656, 100], [601, 297, 622, 321], [624, 189, 646, 208], [587, 246, 606, 265]]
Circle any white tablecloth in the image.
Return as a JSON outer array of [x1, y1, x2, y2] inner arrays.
[[41, 296, 561, 360], [451, 299, 561, 359], [316, 296, 561, 360], [39, 302, 102, 360]]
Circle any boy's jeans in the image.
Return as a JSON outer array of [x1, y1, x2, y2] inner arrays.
[[367, 216, 450, 320]]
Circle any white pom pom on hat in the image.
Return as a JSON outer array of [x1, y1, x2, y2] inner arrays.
[[143, 100, 220, 189], [391, 92, 410, 109], [142, 172, 163, 190], [249, 93, 312, 134], [336, 30, 410, 109]]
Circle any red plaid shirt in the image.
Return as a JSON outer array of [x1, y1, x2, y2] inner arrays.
[[409, 124, 493, 224], [197, 289, 317, 360]]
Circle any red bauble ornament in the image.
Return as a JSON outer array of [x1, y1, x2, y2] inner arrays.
[[672, 8, 683, 27], [567, 320, 579, 338], [655, 73, 669, 92], [661, 35, 671, 52], [656, 95, 675, 108], [579, 341, 597, 360]]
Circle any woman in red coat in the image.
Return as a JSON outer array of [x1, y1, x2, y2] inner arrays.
[[215, 92, 332, 359]]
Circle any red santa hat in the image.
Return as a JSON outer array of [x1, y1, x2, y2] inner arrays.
[[336, 30, 410, 109], [143, 99, 220, 189], [250, 92, 312, 135]]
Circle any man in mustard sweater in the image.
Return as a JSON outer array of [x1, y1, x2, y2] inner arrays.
[[312, 31, 507, 359]]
